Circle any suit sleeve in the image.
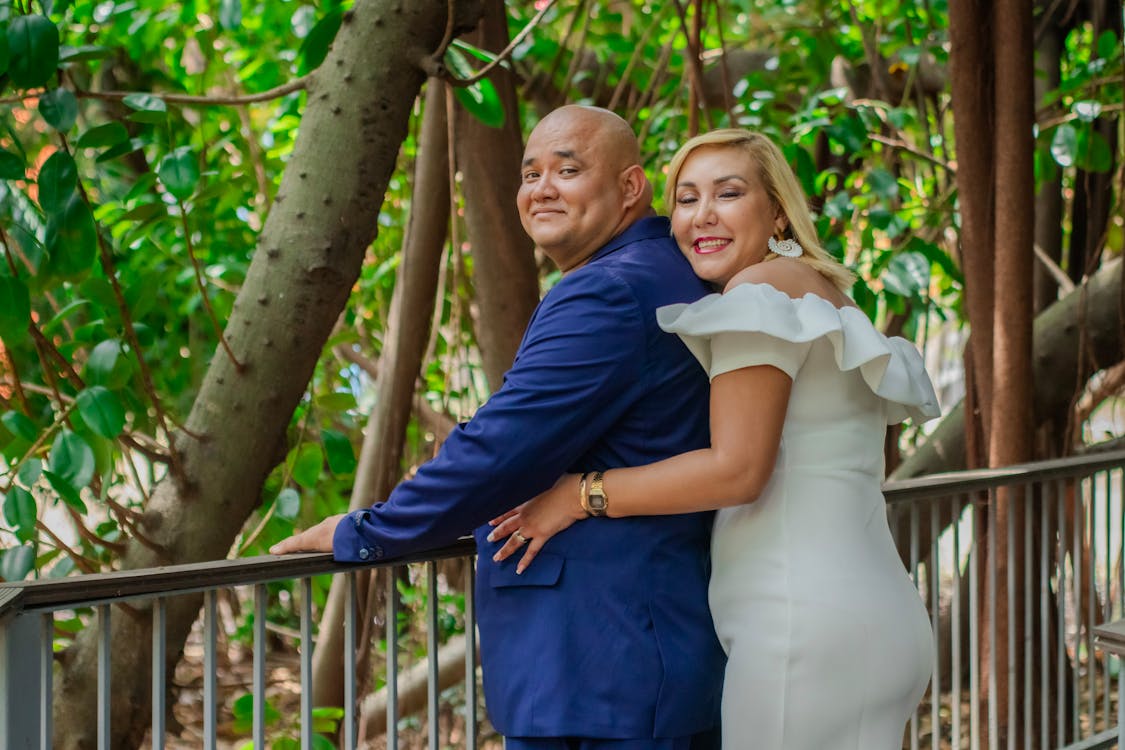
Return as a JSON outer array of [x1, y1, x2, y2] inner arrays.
[[333, 269, 646, 562]]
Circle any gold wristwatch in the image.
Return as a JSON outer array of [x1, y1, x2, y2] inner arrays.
[[582, 470, 609, 517]]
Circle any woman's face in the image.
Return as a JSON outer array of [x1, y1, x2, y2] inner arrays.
[[670, 145, 787, 288]]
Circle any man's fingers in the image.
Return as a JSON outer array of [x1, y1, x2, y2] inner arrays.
[[516, 538, 544, 574], [270, 532, 306, 555]]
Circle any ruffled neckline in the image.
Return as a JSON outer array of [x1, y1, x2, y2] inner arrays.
[[657, 282, 941, 425]]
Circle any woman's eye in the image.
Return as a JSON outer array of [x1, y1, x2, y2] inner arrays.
[[720, 190, 742, 199], [522, 172, 539, 182], [676, 196, 698, 205]]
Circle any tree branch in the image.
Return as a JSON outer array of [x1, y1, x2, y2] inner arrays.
[[0, 75, 312, 108]]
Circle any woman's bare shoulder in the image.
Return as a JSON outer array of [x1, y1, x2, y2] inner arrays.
[[724, 259, 854, 309]]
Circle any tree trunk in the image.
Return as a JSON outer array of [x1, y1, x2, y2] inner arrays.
[[455, 0, 540, 391], [312, 81, 453, 715], [1033, 26, 1063, 315], [50, 2, 483, 747], [984, 0, 1035, 738], [948, 0, 996, 459]]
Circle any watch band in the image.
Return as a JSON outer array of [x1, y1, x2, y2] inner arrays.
[[578, 473, 591, 516]]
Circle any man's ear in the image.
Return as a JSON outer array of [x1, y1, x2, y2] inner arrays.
[[620, 164, 649, 209]]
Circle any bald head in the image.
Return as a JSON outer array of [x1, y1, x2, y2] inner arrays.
[[537, 105, 642, 169], [517, 106, 653, 272]]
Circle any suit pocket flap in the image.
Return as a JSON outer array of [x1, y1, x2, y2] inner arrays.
[[488, 552, 564, 588]]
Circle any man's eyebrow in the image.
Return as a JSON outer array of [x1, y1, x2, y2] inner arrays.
[[522, 149, 583, 168]]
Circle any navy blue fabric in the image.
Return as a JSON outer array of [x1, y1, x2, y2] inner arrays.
[[504, 728, 718, 750], [334, 216, 725, 739]]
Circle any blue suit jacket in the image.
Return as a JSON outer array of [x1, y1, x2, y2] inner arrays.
[[334, 216, 725, 739]]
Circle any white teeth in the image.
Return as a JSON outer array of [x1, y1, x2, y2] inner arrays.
[[697, 239, 726, 248]]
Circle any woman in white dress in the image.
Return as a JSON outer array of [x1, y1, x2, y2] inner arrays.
[[489, 128, 940, 749]]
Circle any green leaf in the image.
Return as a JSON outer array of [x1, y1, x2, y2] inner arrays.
[[1097, 30, 1118, 60], [7, 15, 59, 88], [0, 148, 25, 179], [1076, 128, 1112, 173], [17, 458, 42, 488], [48, 430, 95, 490], [76, 386, 125, 438], [322, 429, 357, 475], [43, 469, 87, 512], [2, 411, 38, 442], [1050, 124, 1077, 167], [298, 10, 342, 74], [316, 391, 357, 411], [231, 692, 280, 726], [866, 168, 899, 200], [122, 93, 167, 124], [219, 0, 242, 30], [38, 87, 78, 131], [3, 485, 36, 541], [36, 149, 77, 213], [75, 122, 129, 149], [58, 44, 111, 63], [0, 23, 10, 77], [44, 193, 97, 281], [275, 487, 300, 521], [157, 146, 199, 201], [0, 274, 30, 344], [311, 735, 337, 750], [1, 545, 34, 581], [96, 137, 141, 163], [445, 47, 505, 129], [290, 443, 323, 489], [85, 339, 133, 388], [882, 251, 930, 298]]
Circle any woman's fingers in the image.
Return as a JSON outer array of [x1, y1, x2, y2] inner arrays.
[[487, 513, 522, 544], [492, 528, 527, 562], [488, 507, 520, 527], [516, 537, 545, 574]]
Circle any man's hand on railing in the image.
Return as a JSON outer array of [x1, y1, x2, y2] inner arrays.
[[270, 513, 345, 554]]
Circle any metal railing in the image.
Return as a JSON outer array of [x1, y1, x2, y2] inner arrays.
[[1, 449, 1124, 748], [0, 542, 478, 749], [885, 449, 1125, 750]]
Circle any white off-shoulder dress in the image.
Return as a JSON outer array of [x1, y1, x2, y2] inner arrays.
[[658, 282, 941, 750]]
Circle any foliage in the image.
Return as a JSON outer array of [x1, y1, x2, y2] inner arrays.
[[0, 0, 1120, 730]]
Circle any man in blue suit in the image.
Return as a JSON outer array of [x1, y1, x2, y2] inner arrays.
[[273, 106, 725, 748]]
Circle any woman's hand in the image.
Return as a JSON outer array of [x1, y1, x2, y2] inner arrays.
[[487, 473, 587, 573]]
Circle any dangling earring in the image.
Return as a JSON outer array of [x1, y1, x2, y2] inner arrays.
[[768, 233, 804, 258]]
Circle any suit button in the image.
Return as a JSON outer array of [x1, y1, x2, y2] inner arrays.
[[358, 547, 370, 560]]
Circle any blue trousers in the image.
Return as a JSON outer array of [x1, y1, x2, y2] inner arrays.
[[506, 728, 721, 750]]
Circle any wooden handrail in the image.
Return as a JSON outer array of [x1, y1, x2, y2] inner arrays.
[[0, 538, 476, 618]]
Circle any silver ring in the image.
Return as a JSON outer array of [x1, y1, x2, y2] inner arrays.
[[513, 530, 530, 545]]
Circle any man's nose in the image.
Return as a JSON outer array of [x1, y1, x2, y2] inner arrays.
[[531, 174, 559, 199]]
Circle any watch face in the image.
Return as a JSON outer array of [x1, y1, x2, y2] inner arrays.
[[589, 492, 607, 510]]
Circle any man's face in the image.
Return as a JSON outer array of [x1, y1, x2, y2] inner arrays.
[[517, 117, 627, 271]]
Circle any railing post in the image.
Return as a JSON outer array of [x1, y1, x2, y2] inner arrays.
[[0, 608, 43, 748]]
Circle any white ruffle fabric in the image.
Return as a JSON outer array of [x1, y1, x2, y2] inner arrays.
[[657, 281, 941, 425]]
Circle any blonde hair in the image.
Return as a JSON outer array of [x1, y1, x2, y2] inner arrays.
[[664, 129, 855, 292]]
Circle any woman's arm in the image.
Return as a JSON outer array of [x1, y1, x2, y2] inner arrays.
[[490, 362, 791, 571]]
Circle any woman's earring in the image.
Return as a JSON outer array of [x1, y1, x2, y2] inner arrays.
[[768, 234, 804, 258]]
